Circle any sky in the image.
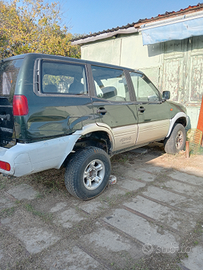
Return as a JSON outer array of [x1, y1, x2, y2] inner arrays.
[[47, 0, 200, 35]]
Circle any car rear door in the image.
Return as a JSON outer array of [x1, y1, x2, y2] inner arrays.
[[89, 65, 138, 152]]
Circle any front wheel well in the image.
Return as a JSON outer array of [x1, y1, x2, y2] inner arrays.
[[174, 117, 187, 127]]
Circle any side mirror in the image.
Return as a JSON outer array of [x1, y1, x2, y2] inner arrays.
[[162, 91, 170, 100]]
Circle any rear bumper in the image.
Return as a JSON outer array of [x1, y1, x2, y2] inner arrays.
[[0, 134, 80, 177]]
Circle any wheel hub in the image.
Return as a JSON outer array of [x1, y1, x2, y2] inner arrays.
[[83, 159, 105, 190], [176, 130, 183, 149]]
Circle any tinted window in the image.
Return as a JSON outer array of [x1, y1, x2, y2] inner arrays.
[[0, 59, 23, 98], [92, 66, 130, 101], [41, 61, 87, 95], [130, 72, 160, 102]]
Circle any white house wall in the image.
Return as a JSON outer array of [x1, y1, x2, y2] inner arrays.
[[81, 38, 121, 66], [82, 33, 161, 70]]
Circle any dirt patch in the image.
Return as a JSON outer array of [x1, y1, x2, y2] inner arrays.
[[148, 149, 203, 177]]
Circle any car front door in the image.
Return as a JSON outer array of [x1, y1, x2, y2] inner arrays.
[[129, 72, 170, 146], [90, 65, 138, 152]]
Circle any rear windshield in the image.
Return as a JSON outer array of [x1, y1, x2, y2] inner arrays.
[[0, 59, 23, 99]]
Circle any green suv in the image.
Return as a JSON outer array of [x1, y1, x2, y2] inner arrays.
[[0, 53, 188, 200]]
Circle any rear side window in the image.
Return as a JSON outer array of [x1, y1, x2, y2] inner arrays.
[[91, 65, 130, 102], [41, 61, 88, 95], [0, 59, 23, 100]]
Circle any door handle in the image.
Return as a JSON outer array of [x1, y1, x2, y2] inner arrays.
[[138, 106, 145, 113], [97, 108, 107, 115]]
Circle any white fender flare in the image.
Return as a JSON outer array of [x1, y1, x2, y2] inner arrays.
[[166, 112, 188, 138]]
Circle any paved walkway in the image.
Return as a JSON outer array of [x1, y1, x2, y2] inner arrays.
[[0, 148, 203, 269]]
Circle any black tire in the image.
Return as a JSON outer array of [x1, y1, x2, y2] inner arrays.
[[164, 123, 186, 154], [65, 146, 111, 200]]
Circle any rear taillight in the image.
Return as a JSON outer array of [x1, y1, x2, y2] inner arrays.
[[13, 95, 29, 116], [0, 161, 11, 171]]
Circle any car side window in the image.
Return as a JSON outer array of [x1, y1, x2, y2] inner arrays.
[[91, 65, 130, 102], [41, 61, 87, 95], [130, 72, 160, 102]]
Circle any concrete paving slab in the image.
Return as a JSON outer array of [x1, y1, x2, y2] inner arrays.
[[163, 180, 203, 197], [180, 167, 203, 178], [49, 202, 67, 213], [168, 171, 203, 186], [141, 165, 166, 174], [142, 186, 187, 205], [1, 210, 61, 254], [104, 208, 179, 249], [84, 227, 132, 252], [117, 178, 146, 191], [181, 246, 203, 270], [32, 195, 80, 214], [0, 193, 15, 209], [103, 187, 126, 196], [0, 249, 3, 261], [43, 246, 102, 270], [79, 201, 108, 214], [7, 184, 38, 200], [81, 226, 143, 269], [142, 186, 203, 214], [124, 196, 196, 232], [126, 169, 157, 182], [53, 208, 85, 228], [16, 227, 60, 254]]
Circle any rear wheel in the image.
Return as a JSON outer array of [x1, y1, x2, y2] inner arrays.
[[65, 146, 111, 200], [164, 123, 186, 154]]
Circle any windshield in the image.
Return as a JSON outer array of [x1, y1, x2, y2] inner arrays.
[[0, 59, 23, 99]]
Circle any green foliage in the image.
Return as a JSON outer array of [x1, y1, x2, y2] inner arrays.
[[0, 0, 81, 58]]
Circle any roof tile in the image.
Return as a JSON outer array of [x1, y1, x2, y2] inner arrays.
[[72, 3, 203, 42]]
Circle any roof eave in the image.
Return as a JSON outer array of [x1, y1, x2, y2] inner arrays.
[[71, 27, 138, 45]]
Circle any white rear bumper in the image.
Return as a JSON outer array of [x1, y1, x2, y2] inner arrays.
[[0, 134, 80, 177]]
